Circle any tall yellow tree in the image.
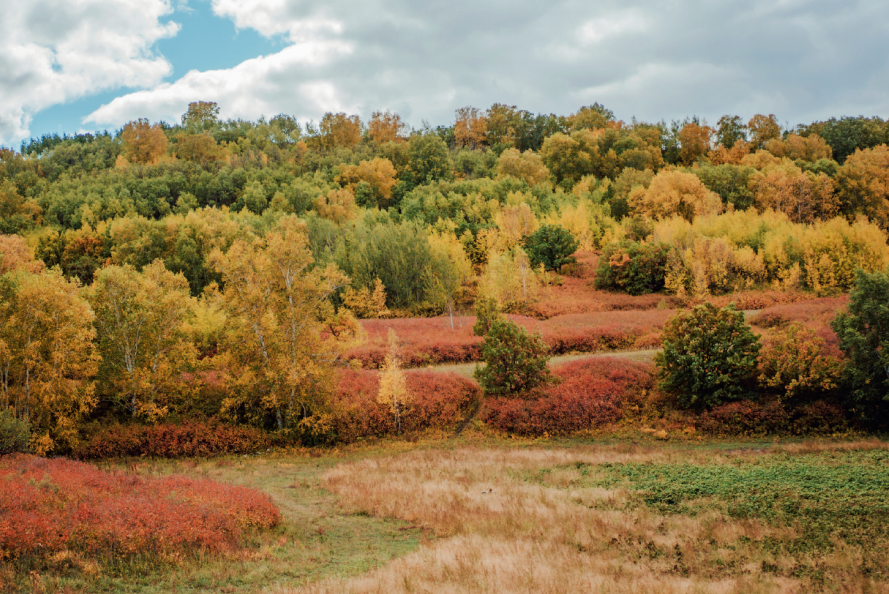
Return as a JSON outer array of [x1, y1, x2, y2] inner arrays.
[[426, 231, 473, 328], [335, 158, 398, 207], [210, 215, 358, 429], [368, 111, 407, 143], [455, 106, 487, 149], [120, 118, 168, 165], [629, 170, 723, 221], [496, 148, 550, 186], [0, 269, 97, 454], [377, 328, 410, 434], [318, 112, 362, 149], [89, 260, 197, 421]]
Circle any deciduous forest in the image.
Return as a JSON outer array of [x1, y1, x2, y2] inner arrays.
[[2, 101, 889, 592]]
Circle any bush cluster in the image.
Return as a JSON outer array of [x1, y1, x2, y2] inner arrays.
[[0, 454, 280, 566], [72, 420, 274, 459], [482, 358, 654, 435]]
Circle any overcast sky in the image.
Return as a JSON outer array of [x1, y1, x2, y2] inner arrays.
[[3, 0, 889, 147]]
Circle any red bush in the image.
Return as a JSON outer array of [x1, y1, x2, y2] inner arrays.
[[696, 398, 851, 436], [0, 454, 280, 565], [348, 311, 672, 369], [329, 369, 480, 443], [73, 421, 273, 459], [481, 357, 656, 436]]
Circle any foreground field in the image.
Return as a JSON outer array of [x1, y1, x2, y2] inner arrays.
[[7, 437, 889, 594]]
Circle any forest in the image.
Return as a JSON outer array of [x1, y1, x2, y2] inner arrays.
[[2, 101, 889, 458]]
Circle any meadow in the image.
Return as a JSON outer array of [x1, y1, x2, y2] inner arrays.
[[5, 436, 888, 593]]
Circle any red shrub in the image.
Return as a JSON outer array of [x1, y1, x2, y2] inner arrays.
[[696, 398, 852, 436], [750, 296, 849, 331], [481, 357, 656, 436], [73, 421, 273, 459], [0, 454, 280, 565], [329, 369, 480, 443], [348, 311, 672, 368]]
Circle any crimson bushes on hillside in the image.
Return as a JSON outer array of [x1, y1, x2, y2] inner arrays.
[[482, 357, 655, 435], [0, 454, 280, 567]]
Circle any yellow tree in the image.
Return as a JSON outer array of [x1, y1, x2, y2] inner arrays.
[[480, 247, 538, 310], [838, 144, 889, 228], [121, 118, 169, 165], [426, 231, 473, 328], [0, 269, 97, 454], [748, 165, 838, 223], [677, 121, 715, 165], [343, 278, 390, 319], [455, 106, 487, 149], [377, 328, 410, 433], [0, 234, 44, 275], [496, 148, 551, 186], [368, 111, 407, 144], [763, 133, 832, 162], [88, 260, 197, 421], [747, 114, 782, 150], [335, 158, 398, 207], [210, 215, 358, 429], [318, 112, 362, 150], [181, 101, 220, 130], [629, 170, 723, 221], [315, 188, 357, 224]]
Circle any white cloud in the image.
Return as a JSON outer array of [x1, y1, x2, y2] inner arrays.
[[77, 0, 889, 133], [0, 0, 179, 145], [578, 11, 647, 44], [85, 39, 354, 126]]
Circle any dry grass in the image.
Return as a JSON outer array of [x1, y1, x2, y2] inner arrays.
[[282, 441, 889, 594]]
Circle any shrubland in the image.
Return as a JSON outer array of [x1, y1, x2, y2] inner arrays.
[[1, 102, 889, 454]]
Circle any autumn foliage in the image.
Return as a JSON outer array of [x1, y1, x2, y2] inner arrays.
[[0, 454, 280, 566], [482, 357, 655, 435]]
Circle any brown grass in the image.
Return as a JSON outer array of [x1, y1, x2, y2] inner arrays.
[[278, 441, 889, 594]]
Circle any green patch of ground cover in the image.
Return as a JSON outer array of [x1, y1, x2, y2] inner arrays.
[[530, 445, 889, 583]]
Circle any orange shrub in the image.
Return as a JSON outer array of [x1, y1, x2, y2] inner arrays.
[[73, 421, 273, 459], [481, 357, 655, 435], [696, 399, 851, 436], [329, 369, 480, 443], [348, 311, 672, 368], [0, 454, 280, 565]]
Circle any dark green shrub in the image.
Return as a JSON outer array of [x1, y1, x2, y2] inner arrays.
[[831, 269, 889, 424], [473, 296, 502, 337], [656, 303, 761, 410], [595, 241, 673, 295], [474, 319, 552, 398], [0, 411, 30, 455], [524, 224, 579, 271]]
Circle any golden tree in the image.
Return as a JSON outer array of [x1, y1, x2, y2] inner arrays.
[[496, 148, 551, 186], [210, 215, 358, 429], [0, 269, 97, 454], [335, 158, 398, 207], [89, 260, 197, 421], [763, 133, 832, 162], [677, 121, 715, 165], [426, 231, 473, 328], [319, 112, 362, 149], [343, 278, 390, 319], [455, 106, 487, 149], [747, 114, 782, 150], [121, 118, 168, 165], [749, 165, 838, 223], [629, 170, 723, 221], [377, 328, 410, 433], [315, 188, 357, 224], [838, 144, 889, 228], [368, 111, 407, 143]]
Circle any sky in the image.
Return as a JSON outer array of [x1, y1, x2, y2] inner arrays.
[[3, 0, 889, 148]]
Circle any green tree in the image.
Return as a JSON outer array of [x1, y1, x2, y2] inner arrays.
[[716, 115, 747, 148], [595, 241, 672, 295], [831, 269, 889, 423], [524, 224, 579, 271], [474, 319, 552, 397], [402, 134, 452, 187], [473, 296, 503, 337], [656, 304, 761, 410]]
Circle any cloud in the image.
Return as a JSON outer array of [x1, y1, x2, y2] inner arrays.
[[75, 0, 889, 133], [0, 0, 179, 145]]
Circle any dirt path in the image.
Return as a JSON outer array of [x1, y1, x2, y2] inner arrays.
[[428, 348, 662, 379]]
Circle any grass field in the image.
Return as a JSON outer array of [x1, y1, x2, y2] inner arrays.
[[6, 436, 888, 593]]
